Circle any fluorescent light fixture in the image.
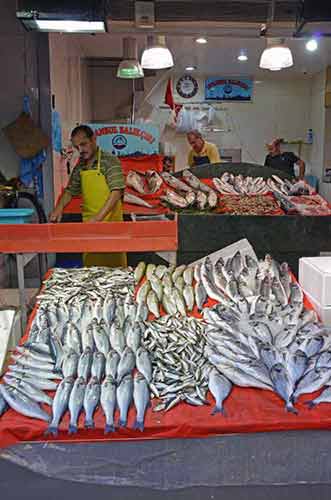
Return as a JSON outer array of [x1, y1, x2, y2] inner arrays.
[[259, 39, 293, 71], [306, 38, 318, 52], [141, 35, 174, 69], [117, 37, 144, 79], [238, 51, 248, 62], [34, 19, 105, 33], [185, 66, 196, 71], [195, 37, 207, 44]]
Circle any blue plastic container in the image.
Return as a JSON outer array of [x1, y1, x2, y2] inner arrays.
[[0, 208, 34, 224]]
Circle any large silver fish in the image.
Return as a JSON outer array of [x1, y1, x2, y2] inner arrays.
[[160, 190, 188, 209], [4, 375, 53, 406], [77, 348, 93, 382], [136, 347, 152, 383], [0, 384, 50, 422], [109, 320, 126, 355], [46, 376, 74, 436], [124, 192, 153, 209], [101, 375, 117, 433], [105, 350, 120, 379], [91, 351, 106, 382], [133, 373, 150, 431], [208, 368, 232, 415], [117, 373, 133, 427], [270, 363, 297, 414], [84, 376, 101, 429], [92, 321, 110, 357], [117, 347, 136, 384], [67, 377, 86, 435], [161, 172, 191, 193], [62, 351, 79, 378], [146, 170, 163, 193], [126, 170, 146, 194]]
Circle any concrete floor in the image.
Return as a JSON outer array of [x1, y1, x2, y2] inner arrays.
[[1, 458, 331, 500]]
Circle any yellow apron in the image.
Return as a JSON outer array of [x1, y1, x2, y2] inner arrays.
[[80, 148, 127, 268]]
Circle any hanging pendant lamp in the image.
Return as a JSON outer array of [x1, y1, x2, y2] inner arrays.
[[117, 37, 144, 79], [141, 35, 174, 70], [259, 38, 293, 71]]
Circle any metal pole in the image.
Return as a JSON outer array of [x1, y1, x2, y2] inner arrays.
[[131, 79, 136, 124]]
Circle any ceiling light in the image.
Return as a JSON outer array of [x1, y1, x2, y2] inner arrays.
[[34, 20, 105, 33], [185, 66, 196, 71], [141, 35, 174, 70], [306, 38, 318, 52], [259, 38, 293, 71], [117, 38, 144, 79], [195, 37, 208, 44], [238, 51, 248, 62]]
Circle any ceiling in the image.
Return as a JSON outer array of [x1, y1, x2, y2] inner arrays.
[[73, 32, 331, 80]]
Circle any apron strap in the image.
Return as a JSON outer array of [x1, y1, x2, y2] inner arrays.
[[97, 147, 101, 173]]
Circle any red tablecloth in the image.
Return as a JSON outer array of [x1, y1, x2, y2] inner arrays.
[[0, 280, 331, 449]]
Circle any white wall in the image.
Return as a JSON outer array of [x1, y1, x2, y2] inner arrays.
[[144, 74, 314, 171], [0, 1, 40, 178], [49, 34, 93, 143]]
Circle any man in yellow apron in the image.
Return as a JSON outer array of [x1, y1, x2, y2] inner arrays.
[[50, 125, 127, 268]]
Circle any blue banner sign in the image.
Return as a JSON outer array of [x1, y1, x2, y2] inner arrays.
[[205, 77, 253, 101], [88, 123, 160, 156]]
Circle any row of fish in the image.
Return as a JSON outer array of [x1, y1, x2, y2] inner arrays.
[[135, 261, 196, 317]]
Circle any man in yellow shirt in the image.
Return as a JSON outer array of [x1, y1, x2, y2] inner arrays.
[[187, 130, 221, 167]]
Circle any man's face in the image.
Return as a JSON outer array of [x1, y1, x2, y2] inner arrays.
[[187, 134, 204, 154], [267, 140, 280, 155], [72, 131, 97, 162]]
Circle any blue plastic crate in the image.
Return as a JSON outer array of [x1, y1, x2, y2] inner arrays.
[[0, 208, 34, 224]]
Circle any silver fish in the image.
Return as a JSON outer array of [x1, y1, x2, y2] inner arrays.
[[126, 170, 146, 194], [101, 375, 117, 433], [270, 363, 297, 414], [161, 172, 191, 193], [109, 320, 126, 355], [0, 384, 50, 422], [11, 354, 55, 372], [8, 364, 62, 381], [133, 373, 150, 431], [46, 376, 74, 436], [0, 392, 8, 417], [77, 348, 93, 382], [124, 192, 153, 209], [105, 349, 120, 379], [183, 284, 195, 312], [81, 325, 95, 352], [208, 368, 232, 415], [196, 191, 208, 210], [62, 351, 79, 378], [84, 376, 101, 428], [147, 290, 160, 318], [4, 376, 53, 406], [117, 373, 133, 427], [117, 347, 136, 384], [91, 351, 105, 382], [6, 373, 58, 391], [92, 321, 110, 357], [146, 170, 163, 194], [306, 386, 331, 409], [136, 347, 152, 383], [68, 377, 86, 434], [293, 367, 331, 402], [134, 261, 146, 283], [126, 321, 142, 353]]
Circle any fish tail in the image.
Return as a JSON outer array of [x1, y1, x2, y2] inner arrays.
[[286, 402, 298, 415], [305, 400, 316, 410], [84, 418, 95, 429], [118, 418, 127, 428], [133, 419, 144, 432], [104, 424, 115, 434], [211, 405, 225, 416], [68, 424, 78, 434], [45, 425, 58, 437]]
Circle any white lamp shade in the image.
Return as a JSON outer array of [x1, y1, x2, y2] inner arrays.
[[141, 36, 174, 69], [117, 60, 144, 79], [259, 45, 293, 71]]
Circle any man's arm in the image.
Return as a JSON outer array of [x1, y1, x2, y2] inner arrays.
[[209, 144, 221, 164], [188, 150, 194, 167], [297, 159, 305, 179], [49, 190, 73, 222], [89, 190, 122, 222]]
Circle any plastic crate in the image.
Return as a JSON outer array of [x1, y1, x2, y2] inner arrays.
[[0, 209, 34, 224]]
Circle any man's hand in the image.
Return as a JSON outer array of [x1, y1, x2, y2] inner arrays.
[[49, 207, 63, 223], [87, 215, 103, 223]]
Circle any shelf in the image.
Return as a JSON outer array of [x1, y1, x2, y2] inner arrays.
[[0, 220, 178, 253]]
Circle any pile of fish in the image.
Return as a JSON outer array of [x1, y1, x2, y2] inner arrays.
[[135, 261, 195, 317], [126, 170, 163, 195], [160, 170, 218, 211], [143, 315, 210, 412], [213, 173, 310, 197], [218, 194, 281, 215], [199, 252, 331, 413], [0, 267, 153, 433]]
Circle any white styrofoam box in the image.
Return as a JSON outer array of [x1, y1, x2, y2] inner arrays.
[[0, 308, 21, 375], [299, 257, 331, 307], [303, 290, 331, 327]]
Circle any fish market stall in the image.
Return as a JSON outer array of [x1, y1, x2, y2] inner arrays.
[[2, 241, 331, 452]]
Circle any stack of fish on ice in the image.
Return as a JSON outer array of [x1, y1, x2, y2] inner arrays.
[[0, 267, 153, 433]]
